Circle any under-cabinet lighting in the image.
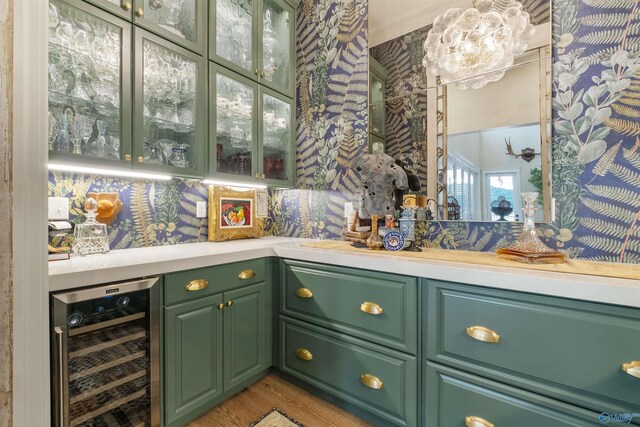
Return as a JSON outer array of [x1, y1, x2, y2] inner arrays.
[[48, 163, 173, 181], [201, 179, 267, 189]]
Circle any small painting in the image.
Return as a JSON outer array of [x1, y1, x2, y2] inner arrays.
[[209, 186, 263, 242], [220, 198, 252, 228]]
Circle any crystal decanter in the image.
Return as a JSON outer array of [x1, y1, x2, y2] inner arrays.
[[73, 197, 110, 256], [496, 192, 565, 264]]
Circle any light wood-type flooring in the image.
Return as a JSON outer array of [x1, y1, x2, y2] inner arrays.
[[187, 374, 372, 427]]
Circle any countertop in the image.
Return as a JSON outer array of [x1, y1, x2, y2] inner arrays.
[[49, 237, 640, 308]]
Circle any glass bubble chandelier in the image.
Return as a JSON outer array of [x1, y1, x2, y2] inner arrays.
[[422, 0, 535, 90]]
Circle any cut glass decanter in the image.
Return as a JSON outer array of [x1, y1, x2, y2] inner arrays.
[[73, 197, 110, 256]]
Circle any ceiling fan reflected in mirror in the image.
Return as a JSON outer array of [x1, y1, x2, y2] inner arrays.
[[422, 0, 535, 90]]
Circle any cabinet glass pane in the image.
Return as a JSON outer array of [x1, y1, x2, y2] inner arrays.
[[143, 0, 198, 43], [48, 1, 122, 159], [216, 0, 253, 72], [262, 94, 290, 181], [142, 40, 197, 169], [370, 74, 385, 137], [262, 0, 290, 91], [216, 74, 254, 176]]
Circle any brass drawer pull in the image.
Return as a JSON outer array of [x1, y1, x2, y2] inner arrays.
[[226, 300, 233, 307], [466, 326, 501, 344], [296, 348, 313, 361], [360, 373, 383, 390], [186, 279, 208, 292], [296, 288, 313, 299], [622, 361, 640, 378], [465, 416, 495, 427], [360, 301, 383, 315], [238, 269, 256, 280]]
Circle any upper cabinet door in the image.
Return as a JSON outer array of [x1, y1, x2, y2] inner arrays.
[[133, 29, 206, 178], [48, 0, 132, 167], [209, 63, 259, 183], [211, 0, 257, 80], [83, 0, 134, 20], [258, 0, 294, 97], [259, 87, 294, 187], [133, 0, 206, 54]]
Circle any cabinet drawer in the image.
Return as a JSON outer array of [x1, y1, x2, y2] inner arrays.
[[425, 362, 603, 427], [165, 259, 266, 306], [280, 316, 418, 427], [427, 281, 640, 413], [281, 260, 418, 354]]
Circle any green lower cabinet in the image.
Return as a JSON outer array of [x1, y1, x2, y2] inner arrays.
[[425, 362, 604, 427], [224, 282, 268, 390], [164, 294, 224, 426]]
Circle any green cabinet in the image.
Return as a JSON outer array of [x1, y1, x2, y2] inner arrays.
[[211, 0, 295, 98]]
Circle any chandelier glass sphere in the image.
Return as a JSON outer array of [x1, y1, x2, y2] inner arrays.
[[422, 0, 535, 90]]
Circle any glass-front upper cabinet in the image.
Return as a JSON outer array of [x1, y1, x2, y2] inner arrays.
[[211, 0, 257, 79], [48, 0, 132, 167], [133, 0, 206, 54], [134, 29, 206, 178], [260, 87, 293, 186], [258, 0, 294, 97], [210, 64, 258, 182], [84, 0, 134, 20]]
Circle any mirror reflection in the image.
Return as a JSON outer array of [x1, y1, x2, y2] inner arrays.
[[368, 0, 552, 222]]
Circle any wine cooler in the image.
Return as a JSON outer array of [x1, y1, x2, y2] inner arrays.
[[51, 278, 160, 427]]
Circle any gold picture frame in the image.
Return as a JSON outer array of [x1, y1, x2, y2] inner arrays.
[[208, 186, 264, 242]]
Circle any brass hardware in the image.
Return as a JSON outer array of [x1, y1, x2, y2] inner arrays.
[[136, 7, 144, 17], [465, 416, 495, 427], [296, 348, 313, 361], [296, 288, 313, 299], [124, 154, 132, 161], [466, 326, 501, 344], [360, 301, 383, 315], [226, 300, 233, 307], [122, 1, 132, 10], [185, 279, 208, 292], [218, 303, 225, 310], [255, 69, 260, 76], [622, 361, 640, 379], [137, 156, 144, 163], [255, 173, 261, 179], [261, 173, 266, 180], [238, 269, 256, 280], [260, 70, 266, 78], [360, 373, 383, 390]]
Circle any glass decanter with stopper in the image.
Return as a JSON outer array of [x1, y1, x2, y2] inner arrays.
[[496, 192, 566, 264], [73, 197, 110, 256]]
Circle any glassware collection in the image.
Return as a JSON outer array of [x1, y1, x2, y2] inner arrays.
[[145, 0, 198, 42], [262, 0, 290, 89], [216, 0, 253, 71], [48, 1, 122, 159], [262, 93, 290, 180]]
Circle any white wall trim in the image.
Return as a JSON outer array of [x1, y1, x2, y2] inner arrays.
[[13, 0, 49, 425]]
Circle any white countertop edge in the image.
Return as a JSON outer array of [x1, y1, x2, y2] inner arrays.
[[48, 237, 640, 308]]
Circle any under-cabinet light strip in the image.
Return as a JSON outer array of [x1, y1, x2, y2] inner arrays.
[[201, 179, 267, 190], [48, 163, 173, 181]]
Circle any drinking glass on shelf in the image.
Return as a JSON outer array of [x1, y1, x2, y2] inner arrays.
[[169, 143, 190, 168]]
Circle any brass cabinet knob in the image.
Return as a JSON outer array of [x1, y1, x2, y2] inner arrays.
[[186, 279, 208, 292], [136, 7, 144, 17], [466, 326, 501, 344], [226, 300, 233, 307], [465, 416, 495, 427], [296, 288, 313, 299], [122, 1, 132, 10], [260, 70, 266, 78], [255, 173, 261, 179], [137, 156, 144, 163], [218, 303, 225, 310], [296, 348, 313, 361], [261, 173, 266, 180], [360, 301, 383, 315], [254, 69, 260, 76], [360, 373, 383, 390], [238, 269, 256, 280], [622, 361, 640, 378], [124, 154, 132, 161]]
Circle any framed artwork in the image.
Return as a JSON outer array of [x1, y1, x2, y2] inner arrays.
[[208, 186, 263, 242]]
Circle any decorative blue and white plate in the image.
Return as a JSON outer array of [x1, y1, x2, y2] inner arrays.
[[383, 231, 405, 251]]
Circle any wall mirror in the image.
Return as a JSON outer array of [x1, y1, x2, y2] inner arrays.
[[368, 0, 552, 222]]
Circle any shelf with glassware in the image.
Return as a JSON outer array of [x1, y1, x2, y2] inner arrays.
[[209, 63, 294, 187], [85, 0, 207, 55], [369, 57, 388, 155], [210, 0, 297, 98]]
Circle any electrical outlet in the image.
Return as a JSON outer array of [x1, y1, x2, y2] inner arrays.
[[48, 197, 69, 220], [196, 201, 207, 218]]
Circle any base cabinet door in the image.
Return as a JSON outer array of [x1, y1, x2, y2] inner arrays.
[[223, 282, 267, 390], [165, 294, 224, 425]]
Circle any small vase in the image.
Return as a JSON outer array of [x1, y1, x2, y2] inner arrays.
[[366, 215, 384, 250]]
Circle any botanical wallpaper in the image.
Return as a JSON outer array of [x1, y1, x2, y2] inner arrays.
[[370, 26, 430, 187], [48, 172, 209, 249]]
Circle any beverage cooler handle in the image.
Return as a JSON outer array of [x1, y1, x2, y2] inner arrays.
[[54, 327, 67, 427]]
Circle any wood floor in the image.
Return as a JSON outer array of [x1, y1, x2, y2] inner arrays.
[[187, 374, 373, 427]]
